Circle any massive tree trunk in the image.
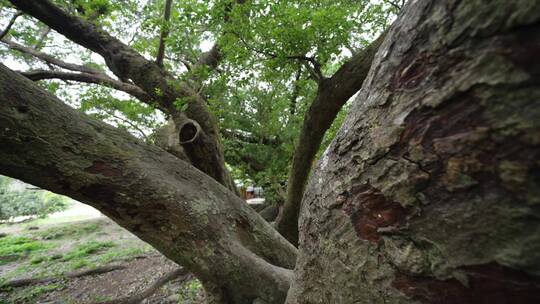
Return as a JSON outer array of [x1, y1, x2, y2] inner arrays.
[[0, 64, 296, 304], [288, 0, 540, 303]]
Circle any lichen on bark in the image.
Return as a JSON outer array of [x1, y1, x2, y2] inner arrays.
[[288, 0, 540, 303]]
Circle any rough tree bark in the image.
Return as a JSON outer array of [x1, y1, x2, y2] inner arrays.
[[287, 0, 540, 303], [3, 0, 540, 303], [276, 33, 385, 245], [8, 0, 238, 193], [0, 64, 296, 304]]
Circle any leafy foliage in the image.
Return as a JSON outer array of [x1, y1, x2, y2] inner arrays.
[[0, 236, 51, 256], [0, 175, 69, 222], [0, 0, 397, 202], [62, 240, 115, 261]]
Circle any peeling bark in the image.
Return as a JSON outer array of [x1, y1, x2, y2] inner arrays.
[[289, 0, 540, 303], [0, 64, 296, 304]]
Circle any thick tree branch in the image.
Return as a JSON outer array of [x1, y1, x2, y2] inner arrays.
[[0, 63, 295, 303], [289, 0, 540, 301], [275, 32, 387, 245], [155, 0, 172, 68], [21, 69, 152, 105], [289, 67, 303, 115], [8, 0, 239, 193], [0, 10, 23, 41]]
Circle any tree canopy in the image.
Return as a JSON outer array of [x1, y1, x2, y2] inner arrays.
[[0, 0, 397, 204]]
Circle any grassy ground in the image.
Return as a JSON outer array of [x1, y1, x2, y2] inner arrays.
[[0, 205, 204, 304]]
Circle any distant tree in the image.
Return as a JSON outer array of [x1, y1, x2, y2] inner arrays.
[[0, 175, 68, 222]]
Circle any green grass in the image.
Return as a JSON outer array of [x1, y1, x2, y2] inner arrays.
[[62, 240, 115, 261], [11, 284, 62, 302], [178, 279, 203, 302], [0, 219, 157, 300], [0, 236, 51, 256], [30, 256, 47, 264], [35, 222, 100, 240], [97, 246, 150, 264], [70, 259, 94, 270]]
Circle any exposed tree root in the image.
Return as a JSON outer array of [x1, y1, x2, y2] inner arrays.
[[94, 268, 189, 304], [2, 264, 126, 288]]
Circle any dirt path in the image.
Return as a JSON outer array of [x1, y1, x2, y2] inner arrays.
[[40, 255, 190, 304]]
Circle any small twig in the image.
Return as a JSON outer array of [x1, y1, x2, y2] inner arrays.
[[34, 26, 51, 50], [2, 39, 102, 74], [384, 0, 403, 10], [230, 32, 325, 82], [0, 11, 23, 41], [105, 110, 149, 141], [155, 0, 173, 67]]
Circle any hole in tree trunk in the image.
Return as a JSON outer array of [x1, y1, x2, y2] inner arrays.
[[178, 120, 201, 144]]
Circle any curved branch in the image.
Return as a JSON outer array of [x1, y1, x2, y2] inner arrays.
[[275, 32, 387, 245], [1, 38, 102, 74], [8, 0, 178, 107], [8, 0, 241, 194], [21, 69, 152, 104], [0, 64, 296, 303]]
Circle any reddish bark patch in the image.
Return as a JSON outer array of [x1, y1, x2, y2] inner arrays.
[[392, 263, 540, 304], [389, 92, 485, 176], [391, 51, 464, 90], [342, 185, 408, 243], [84, 160, 122, 177], [392, 52, 436, 90]]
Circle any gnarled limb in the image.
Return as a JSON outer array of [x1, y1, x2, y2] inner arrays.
[[8, 0, 237, 193], [0, 64, 296, 303]]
